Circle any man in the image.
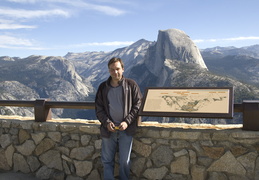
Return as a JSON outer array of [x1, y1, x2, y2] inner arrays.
[[95, 57, 142, 180]]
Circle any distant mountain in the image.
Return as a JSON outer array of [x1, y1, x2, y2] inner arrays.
[[65, 39, 153, 88], [0, 55, 91, 117], [66, 29, 259, 123], [128, 29, 208, 89], [201, 45, 259, 58], [0, 28, 259, 124], [201, 45, 259, 87], [0, 81, 39, 116]]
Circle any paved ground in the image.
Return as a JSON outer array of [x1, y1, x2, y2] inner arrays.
[[0, 172, 40, 180]]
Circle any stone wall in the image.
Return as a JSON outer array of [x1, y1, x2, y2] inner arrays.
[[1, 116, 259, 180]]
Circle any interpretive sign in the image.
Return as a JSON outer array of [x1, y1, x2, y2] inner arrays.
[[139, 87, 233, 118]]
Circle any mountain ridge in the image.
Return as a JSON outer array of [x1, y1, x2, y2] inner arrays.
[[0, 28, 258, 123]]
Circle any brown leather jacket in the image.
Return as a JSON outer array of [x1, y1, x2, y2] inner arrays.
[[95, 76, 142, 138]]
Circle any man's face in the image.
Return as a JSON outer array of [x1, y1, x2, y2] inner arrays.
[[109, 61, 124, 81]]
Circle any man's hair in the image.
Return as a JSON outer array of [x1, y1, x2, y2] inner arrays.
[[108, 57, 124, 69]]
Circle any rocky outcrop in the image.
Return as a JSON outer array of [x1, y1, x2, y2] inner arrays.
[[127, 29, 210, 88], [145, 29, 207, 77]]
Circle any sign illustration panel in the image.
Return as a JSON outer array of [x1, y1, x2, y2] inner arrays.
[[139, 87, 233, 118]]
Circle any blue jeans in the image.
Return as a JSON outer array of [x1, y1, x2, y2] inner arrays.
[[101, 131, 133, 180]]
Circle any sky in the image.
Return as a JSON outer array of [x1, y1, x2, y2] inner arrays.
[[1, 0, 259, 58]]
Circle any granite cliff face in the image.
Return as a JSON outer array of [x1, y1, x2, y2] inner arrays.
[[145, 29, 207, 77], [128, 29, 208, 88]]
